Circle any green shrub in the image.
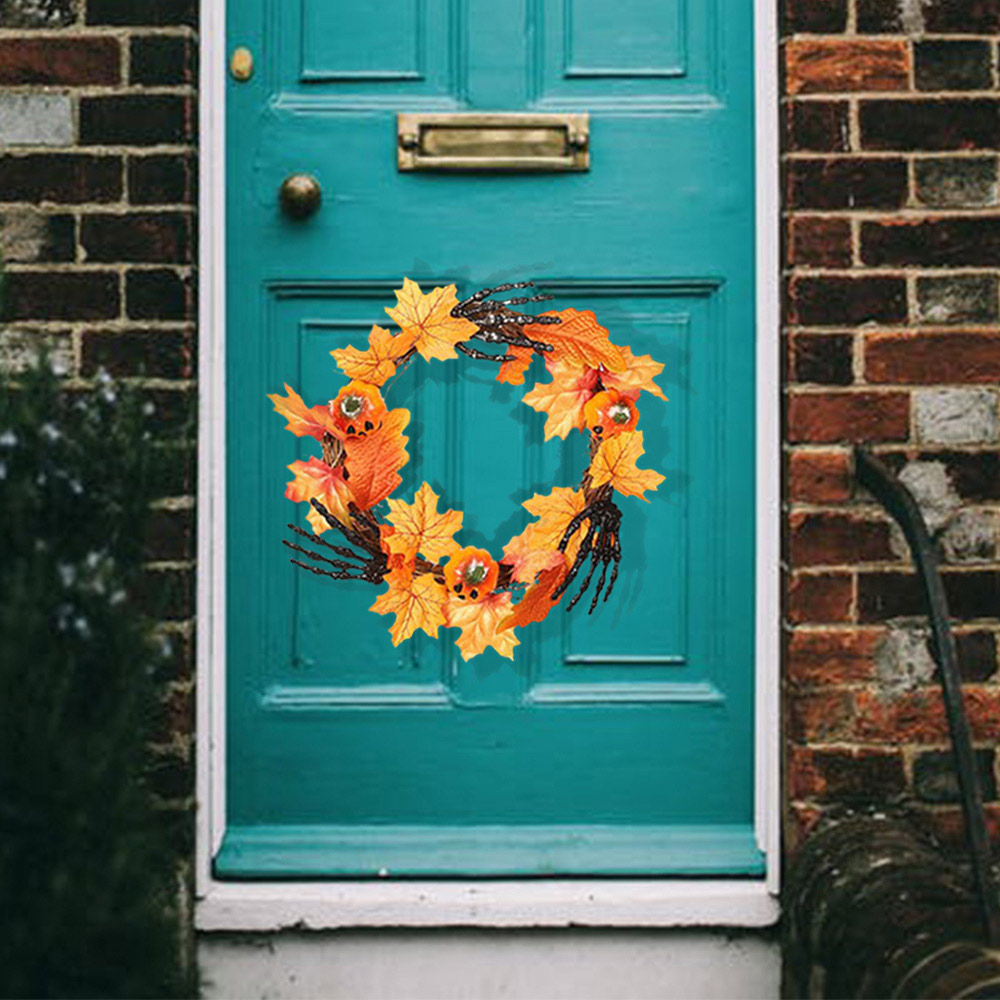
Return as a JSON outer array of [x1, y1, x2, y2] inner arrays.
[[0, 357, 196, 999]]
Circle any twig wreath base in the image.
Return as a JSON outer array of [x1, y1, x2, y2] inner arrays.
[[269, 279, 667, 661]]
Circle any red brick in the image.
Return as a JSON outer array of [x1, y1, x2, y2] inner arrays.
[[786, 39, 910, 95], [788, 689, 855, 740], [787, 217, 852, 268], [789, 450, 853, 502], [866, 333, 1000, 384], [787, 628, 881, 686], [3, 270, 120, 321], [784, 100, 851, 152], [917, 803, 1000, 855], [853, 689, 949, 743], [81, 329, 194, 380], [790, 333, 853, 386], [786, 158, 908, 210], [788, 276, 908, 327], [789, 746, 906, 801], [862, 217, 1000, 268], [0, 154, 122, 203], [790, 512, 896, 567], [860, 99, 1000, 151], [788, 391, 910, 444], [858, 570, 1000, 622], [783, 0, 848, 32], [788, 572, 854, 623], [81, 212, 192, 264], [0, 36, 120, 85]]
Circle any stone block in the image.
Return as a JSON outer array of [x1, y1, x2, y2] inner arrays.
[[940, 508, 1000, 563], [915, 274, 999, 324], [914, 157, 998, 208], [0, 94, 73, 146], [915, 388, 1000, 445]]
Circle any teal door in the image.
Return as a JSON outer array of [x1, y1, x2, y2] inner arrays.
[[219, 0, 760, 877]]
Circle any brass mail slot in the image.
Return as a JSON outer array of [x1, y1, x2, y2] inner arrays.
[[397, 113, 589, 172]]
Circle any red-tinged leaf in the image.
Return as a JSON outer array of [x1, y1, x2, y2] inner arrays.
[[268, 383, 340, 440], [498, 563, 568, 633], [601, 344, 668, 400], [521, 360, 599, 440], [285, 456, 353, 533]]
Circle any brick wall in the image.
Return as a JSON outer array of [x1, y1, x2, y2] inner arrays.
[[784, 0, 1000, 852], [0, 0, 198, 856], [3, 0, 997, 881]]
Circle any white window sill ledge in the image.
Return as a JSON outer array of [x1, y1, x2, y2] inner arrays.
[[196, 879, 780, 931]]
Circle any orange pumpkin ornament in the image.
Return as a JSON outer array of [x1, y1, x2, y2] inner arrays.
[[583, 388, 639, 437], [329, 381, 387, 437], [444, 546, 500, 602]]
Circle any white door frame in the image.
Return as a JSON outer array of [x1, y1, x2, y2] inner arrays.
[[194, 0, 781, 931]]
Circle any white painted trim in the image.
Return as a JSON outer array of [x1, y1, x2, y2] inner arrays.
[[195, 0, 782, 929]]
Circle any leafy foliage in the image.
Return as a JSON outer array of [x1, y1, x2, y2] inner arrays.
[[0, 357, 195, 999]]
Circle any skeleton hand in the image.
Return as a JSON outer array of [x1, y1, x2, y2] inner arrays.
[[552, 493, 623, 613], [451, 282, 560, 362], [283, 500, 389, 584]]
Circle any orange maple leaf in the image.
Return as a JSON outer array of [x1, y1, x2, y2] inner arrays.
[[498, 563, 567, 633], [343, 407, 410, 509], [285, 456, 353, 534], [330, 324, 417, 387], [385, 481, 463, 562], [522, 486, 587, 562], [268, 383, 340, 441], [501, 525, 566, 585], [601, 345, 668, 400], [496, 346, 534, 386], [446, 591, 520, 660], [384, 278, 477, 362], [370, 564, 448, 645], [522, 360, 600, 440], [523, 308, 625, 373], [588, 430, 665, 501]]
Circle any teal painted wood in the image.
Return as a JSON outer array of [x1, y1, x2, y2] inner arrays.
[[215, 825, 765, 878], [224, 0, 758, 877]]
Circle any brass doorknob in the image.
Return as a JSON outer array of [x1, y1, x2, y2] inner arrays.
[[280, 174, 321, 219]]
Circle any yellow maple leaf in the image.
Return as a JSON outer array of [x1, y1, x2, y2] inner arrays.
[[501, 524, 565, 585], [601, 345, 668, 400], [446, 591, 520, 661], [384, 278, 477, 362], [370, 565, 448, 645], [523, 486, 587, 561], [330, 324, 416, 387], [384, 481, 463, 561], [268, 383, 340, 440], [285, 456, 353, 533], [589, 430, 665, 501], [523, 308, 625, 373], [522, 360, 600, 440]]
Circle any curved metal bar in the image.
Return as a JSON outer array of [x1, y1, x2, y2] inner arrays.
[[854, 446, 1000, 946]]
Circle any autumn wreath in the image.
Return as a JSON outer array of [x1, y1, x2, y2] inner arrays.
[[269, 279, 666, 661]]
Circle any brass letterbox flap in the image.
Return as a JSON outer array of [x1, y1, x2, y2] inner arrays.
[[397, 113, 589, 172]]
